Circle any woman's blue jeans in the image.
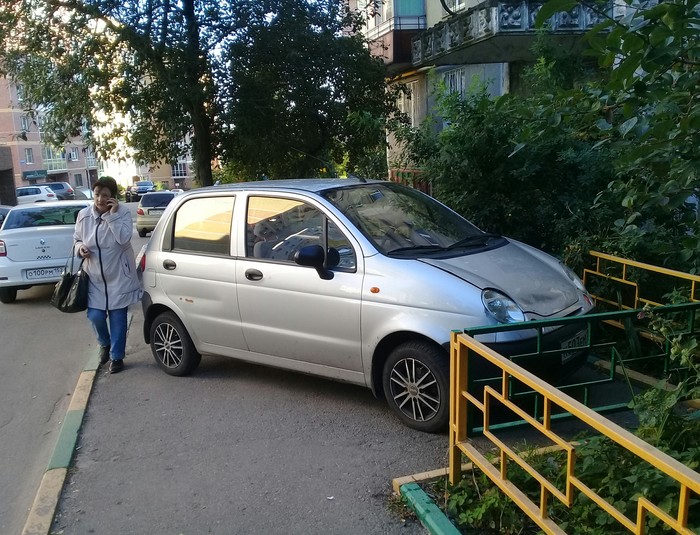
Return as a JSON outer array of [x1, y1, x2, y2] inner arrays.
[[87, 307, 128, 360]]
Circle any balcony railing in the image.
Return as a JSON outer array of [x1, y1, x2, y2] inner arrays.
[[412, 0, 623, 65], [364, 15, 427, 41], [44, 158, 67, 172]]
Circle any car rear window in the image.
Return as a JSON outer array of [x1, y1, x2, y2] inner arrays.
[[2, 206, 84, 230], [140, 193, 174, 208]]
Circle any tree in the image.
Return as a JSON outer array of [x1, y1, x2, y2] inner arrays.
[[533, 0, 700, 270], [0, 0, 392, 185], [218, 0, 393, 179]]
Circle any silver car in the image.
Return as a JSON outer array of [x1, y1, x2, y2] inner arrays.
[[139, 179, 594, 432]]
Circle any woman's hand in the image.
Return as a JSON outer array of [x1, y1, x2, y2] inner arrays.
[[107, 197, 119, 214], [78, 244, 91, 258]]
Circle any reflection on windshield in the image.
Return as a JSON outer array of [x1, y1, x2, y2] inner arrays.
[[323, 183, 501, 256]]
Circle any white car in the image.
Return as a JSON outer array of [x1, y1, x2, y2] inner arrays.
[[0, 201, 91, 303], [139, 179, 594, 432], [15, 185, 60, 204]]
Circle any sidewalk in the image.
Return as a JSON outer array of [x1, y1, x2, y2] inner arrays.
[[26, 307, 450, 535]]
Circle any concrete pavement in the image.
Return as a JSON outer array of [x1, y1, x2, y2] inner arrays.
[[24, 306, 450, 535]]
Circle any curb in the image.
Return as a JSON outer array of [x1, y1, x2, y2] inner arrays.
[[21, 357, 99, 535], [21, 312, 133, 535]]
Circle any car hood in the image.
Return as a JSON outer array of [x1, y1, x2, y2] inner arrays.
[[418, 241, 579, 316]]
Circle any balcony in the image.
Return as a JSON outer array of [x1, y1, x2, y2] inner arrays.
[[367, 16, 427, 73], [44, 158, 67, 172], [412, 0, 619, 66]]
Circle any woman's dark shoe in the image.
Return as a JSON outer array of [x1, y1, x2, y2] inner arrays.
[[98, 346, 110, 366], [109, 359, 124, 374]]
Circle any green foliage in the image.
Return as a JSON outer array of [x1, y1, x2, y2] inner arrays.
[[0, 0, 392, 184], [394, 82, 617, 254]]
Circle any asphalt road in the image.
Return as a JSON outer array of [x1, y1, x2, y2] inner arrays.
[[0, 283, 93, 535]]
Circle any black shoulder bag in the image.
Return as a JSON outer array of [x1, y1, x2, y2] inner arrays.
[[50, 246, 89, 313]]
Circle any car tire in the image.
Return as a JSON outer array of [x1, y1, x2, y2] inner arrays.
[[0, 287, 17, 304], [382, 341, 450, 433], [138, 228, 147, 237], [149, 311, 201, 376]]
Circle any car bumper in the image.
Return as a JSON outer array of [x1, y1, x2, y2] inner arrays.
[[0, 257, 68, 287]]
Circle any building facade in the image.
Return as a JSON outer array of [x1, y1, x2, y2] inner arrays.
[[354, 0, 614, 178], [0, 78, 101, 189], [0, 77, 195, 194]]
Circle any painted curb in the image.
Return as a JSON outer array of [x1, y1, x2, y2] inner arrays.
[[400, 483, 461, 535]]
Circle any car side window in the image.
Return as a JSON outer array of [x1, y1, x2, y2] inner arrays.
[[172, 197, 234, 255], [246, 196, 356, 270]]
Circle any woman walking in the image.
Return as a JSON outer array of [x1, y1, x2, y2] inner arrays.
[[74, 176, 142, 373]]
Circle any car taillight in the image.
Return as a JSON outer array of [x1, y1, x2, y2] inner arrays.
[[137, 208, 144, 215], [138, 252, 146, 271], [0, 240, 6, 256], [47, 193, 56, 197]]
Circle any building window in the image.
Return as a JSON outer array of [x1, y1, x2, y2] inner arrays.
[[443, 64, 508, 99], [444, 0, 466, 13], [16, 84, 25, 103], [74, 173, 83, 186], [24, 148, 34, 164], [171, 162, 188, 177], [397, 81, 418, 127], [20, 115, 30, 132], [68, 147, 79, 161]]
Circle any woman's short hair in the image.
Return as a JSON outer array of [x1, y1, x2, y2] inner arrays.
[[92, 176, 118, 197]]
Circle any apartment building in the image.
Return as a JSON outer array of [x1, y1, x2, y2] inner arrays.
[[0, 77, 101, 189], [0, 77, 194, 194], [353, 0, 611, 178]]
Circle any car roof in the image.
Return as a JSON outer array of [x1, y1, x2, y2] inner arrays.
[[8, 200, 90, 210], [204, 178, 384, 195]]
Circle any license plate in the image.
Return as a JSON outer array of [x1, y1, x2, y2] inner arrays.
[[26, 266, 63, 280], [561, 329, 587, 363], [149, 209, 164, 215]]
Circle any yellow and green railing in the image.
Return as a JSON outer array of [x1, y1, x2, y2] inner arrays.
[[448, 329, 700, 534]]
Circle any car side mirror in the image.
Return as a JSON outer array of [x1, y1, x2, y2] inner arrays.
[[295, 245, 336, 280]]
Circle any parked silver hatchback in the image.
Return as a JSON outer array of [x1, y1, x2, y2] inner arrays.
[[140, 179, 594, 432]]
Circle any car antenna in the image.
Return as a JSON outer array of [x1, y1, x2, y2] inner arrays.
[[348, 173, 367, 183]]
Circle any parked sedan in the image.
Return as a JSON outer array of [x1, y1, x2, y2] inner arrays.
[[15, 186, 59, 204], [139, 179, 594, 432], [0, 205, 11, 225], [136, 191, 176, 237], [0, 201, 91, 303]]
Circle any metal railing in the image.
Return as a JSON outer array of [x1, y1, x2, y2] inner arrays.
[[449, 330, 700, 534], [584, 250, 700, 311], [462, 303, 700, 432]]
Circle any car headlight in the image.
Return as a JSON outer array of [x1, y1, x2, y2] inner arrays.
[[481, 289, 525, 323], [560, 262, 587, 293]]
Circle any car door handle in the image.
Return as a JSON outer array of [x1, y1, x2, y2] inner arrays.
[[163, 259, 177, 270], [245, 269, 263, 281]]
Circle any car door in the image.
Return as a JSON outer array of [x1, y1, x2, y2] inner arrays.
[[235, 194, 364, 377], [154, 195, 248, 353]]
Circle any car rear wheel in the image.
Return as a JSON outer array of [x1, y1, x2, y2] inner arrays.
[[138, 228, 147, 237], [382, 341, 450, 433], [0, 287, 17, 304], [149, 311, 201, 376]]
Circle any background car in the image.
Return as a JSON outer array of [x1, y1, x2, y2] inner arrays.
[[0, 201, 91, 303], [126, 180, 156, 202], [15, 186, 59, 204], [136, 191, 175, 237], [0, 205, 11, 225], [74, 187, 94, 200], [139, 179, 594, 432], [170, 188, 185, 195], [37, 182, 75, 200]]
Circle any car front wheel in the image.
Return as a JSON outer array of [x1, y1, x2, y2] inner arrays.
[[0, 287, 17, 304], [149, 311, 201, 376], [382, 341, 450, 433]]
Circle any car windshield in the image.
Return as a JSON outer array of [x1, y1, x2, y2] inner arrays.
[[323, 183, 504, 257], [141, 193, 174, 208], [2, 205, 83, 230]]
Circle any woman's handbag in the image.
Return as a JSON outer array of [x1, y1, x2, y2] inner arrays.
[[50, 250, 89, 313]]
